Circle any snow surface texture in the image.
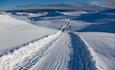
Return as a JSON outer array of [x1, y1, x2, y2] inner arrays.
[[0, 14, 57, 55], [12, 10, 114, 33], [11, 11, 93, 31], [0, 31, 97, 70], [0, 11, 115, 70], [0, 31, 61, 70], [78, 32, 115, 70], [59, 11, 87, 16]]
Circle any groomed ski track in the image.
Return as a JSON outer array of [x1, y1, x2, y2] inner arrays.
[[0, 31, 97, 70], [0, 19, 96, 70]]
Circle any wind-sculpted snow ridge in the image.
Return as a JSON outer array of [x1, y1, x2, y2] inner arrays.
[[0, 31, 61, 70]]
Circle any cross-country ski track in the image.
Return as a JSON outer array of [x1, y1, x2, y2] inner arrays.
[[0, 30, 99, 70]]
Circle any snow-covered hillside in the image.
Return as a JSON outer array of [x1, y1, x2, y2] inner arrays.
[[0, 14, 57, 56], [78, 32, 115, 70], [11, 10, 115, 33], [1, 30, 114, 70], [0, 9, 115, 70]]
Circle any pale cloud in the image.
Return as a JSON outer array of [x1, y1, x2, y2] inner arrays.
[[90, 0, 115, 8], [105, 0, 115, 7]]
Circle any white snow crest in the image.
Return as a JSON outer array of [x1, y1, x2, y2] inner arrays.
[[30, 33, 72, 70], [0, 31, 62, 70]]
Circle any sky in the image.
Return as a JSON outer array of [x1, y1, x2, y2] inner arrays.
[[0, 0, 115, 10], [0, 0, 91, 8], [90, 0, 115, 8]]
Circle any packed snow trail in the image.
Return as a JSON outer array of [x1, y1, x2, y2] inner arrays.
[[30, 32, 72, 70], [78, 32, 115, 70], [0, 31, 62, 70], [0, 31, 97, 70], [68, 33, 96, 70], [0, 17, 97, 70], [30, 32, 97, 70]]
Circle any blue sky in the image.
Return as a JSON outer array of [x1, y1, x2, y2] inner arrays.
[[0, 0, 114, 10], [0, 0, 93, 10]]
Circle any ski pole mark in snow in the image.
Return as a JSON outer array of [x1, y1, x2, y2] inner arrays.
[[0, 31, 61, 70], [68, 33, 97, 70]]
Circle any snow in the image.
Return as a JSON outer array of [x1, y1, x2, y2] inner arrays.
[[31, 19, 92, 31], [14, 12, 47, 17], [0, 10, 115, 70], [28, 12, 47, 17], [0, 31, 61, 70], [9, 12, 48, 23], [0, 14, 57, 55], [0, 15, 97, 70], [0, 31, 97, 70], [68, 33, 96, 70], [77, 32, 115, 70], [30, 33, 71, 70], [59, 11, 87, 16]]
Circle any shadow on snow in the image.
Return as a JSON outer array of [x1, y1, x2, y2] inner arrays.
[[68, 33, 97, 70]]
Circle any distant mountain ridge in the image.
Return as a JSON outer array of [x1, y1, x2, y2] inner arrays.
[[17, 4, 108, 11], [2, 4, 111, 12]]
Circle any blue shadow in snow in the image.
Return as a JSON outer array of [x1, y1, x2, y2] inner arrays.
[[68, 33, 96, 70], [77, 22, 115, 33], [29, 11, 64, 21], [71, 9, 115, 23]]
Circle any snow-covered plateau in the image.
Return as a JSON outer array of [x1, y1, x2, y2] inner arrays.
[[0, 9, 115, 70]]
